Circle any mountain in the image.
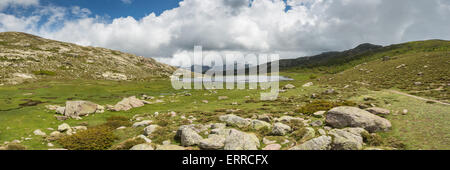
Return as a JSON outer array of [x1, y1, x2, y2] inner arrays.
[[0, 32, 176, 85]]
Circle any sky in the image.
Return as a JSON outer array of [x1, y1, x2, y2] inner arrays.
[[0, 0, 449, 67]]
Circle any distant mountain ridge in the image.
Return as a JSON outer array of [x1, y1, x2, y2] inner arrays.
[[0, 32, 176, 84]]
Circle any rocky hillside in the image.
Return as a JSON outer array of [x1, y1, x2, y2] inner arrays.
[[0, 32, 176, 85]]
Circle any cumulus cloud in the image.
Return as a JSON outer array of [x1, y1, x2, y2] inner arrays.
[[0, 0, 449, 66], [0, 0, 39, 10]]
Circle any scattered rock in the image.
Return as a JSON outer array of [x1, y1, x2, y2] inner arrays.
[[302, 82, 313, 87], [284, 84, 296, 89], [396, 64, 406, 69], [219, 114, 250, 128], [328, 129, 363, 150], [199, 134, 226, 150], [310, 120, 323, 127], [57, 123, 71, 132], [318, 129, 326, 135], [33, 129, 46, 136], [55, 107, 65, 115], [289, 136, 332, 150], [251, 120, 272, 130], [130, 143, 154, 150], [156, 145, 185, 150], [313, 111, 326, 118], [113, 96, 146, 111], [55, 115, 68, 121], [224, 129, 260, 150], [64, 101, 99, 118], [326, 106, 392, 132], [275, 116, 303, 123], [218, 96, 229, 100], [263, 137, 276, 145], [210, 123, 226, 129], [137, 135, 152, 143], [257, 115, 272, 123], [180, 128, 203, 146], [365, 107, 390, 116], [143, 125, 160, 136], [132, 120, 152, 128], [263, 144, 282, 150], [272, 123, 291, 136]]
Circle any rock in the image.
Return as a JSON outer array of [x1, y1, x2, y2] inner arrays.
[[57, 123, 71, 132], [211, 123, 226, 129], [33, 129, 46, 136], [263, 144, 282, 150], [96, 105, 105, 113], [180, 128, 203, 146], [45, 105, 59, 111], [251, 120, 272, 130], [284, 84, 296, 89], [55, 115, 68, 121], [143, 125, 160, 136], [199, 134, 226, 150], [326, 106, 392, 132], [162, 140, 171, 145], [47, 143, 54, 147], [137, 135, 152, 143], [219, 114, 250, 128], [202, 100, 209, 104], [218, 96, 229, 100], [263, 137, 276, 145], [102, 72, 128, 81], [313, 111, 326, 118], [130, 143, 154, 150], [156, 145, 185, 150], [324, 89, 337, 94], [113, 96, 146, 111], [275, 116, 304, 123], [257, 115, 272, 123], [328, 129, 363, 150], [301, 127, 316, 141], [402, 109, 408, 115], [64, 101, 99, 118], [272, 123, 292, 136], [55, 107, 65, 115], [396, 64, 406, 69], [47, 131, 62, 141], [289, 136, 332, 150], [343, 127, 368, 137], [224, 129, 260, 150], [72, 126, 87, 132], [310, 120, 323, 127], [116, 126, 126, 130], [318, 129, 327, 135], [365, 107, 390, 116], [176, 124, 208, 139], [132, 120, 152, 128], [302, 82, 313, 87]]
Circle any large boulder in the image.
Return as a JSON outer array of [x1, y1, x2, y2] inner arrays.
[[219, 114, 250, 128], [328, 129, 363, 150], [199, 134, 226, 150], [64, 101, 99, 118], [224, 129, 260, 150], [113, 96, 146, 111], [289, 136, 332, 150], [180, 128, 203, 146], [326, 106, 392, 132]]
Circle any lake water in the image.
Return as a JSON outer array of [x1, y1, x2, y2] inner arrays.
[[179, 75, 293, 83]]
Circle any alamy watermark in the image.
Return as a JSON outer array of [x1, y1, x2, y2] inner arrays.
[[171, 46, 280, 101]]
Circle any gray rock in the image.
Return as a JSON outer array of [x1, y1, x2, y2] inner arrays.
[[176, 124, 208, 139], [257, 114, 272, 123], [271, 123, 291, 136], [64, 101, 99, 118], [365, 107, 390, 116], [326, 106, 392, 132], [313, 111, 326, 118], [301, 127, 316, 141], [132, 120, 152, 128], [180, 128, 203, 146], [275, 116, 304, 123], [289, 136, 332, 150], [113, 96, 146, 111], [33, 129, 46, 136], [155, 145, 185, 150], [143, 125, 159, 136], [328, 129, 363, 150], [130, 144, 154, 150], [224, 129, 260, 150], [55, 107, 65, 115], [219, 114, 250, 128], [199, 134, 226, 150], [263, 144, 282, 150], [57, 123, 71, 132], [137, 135, 152, 143], [302, 82, 313, 87], [251, 120, 272, 130], [284, 84, 296, 89], [310, 120, 323, 127], [211, 123, 226, 129]]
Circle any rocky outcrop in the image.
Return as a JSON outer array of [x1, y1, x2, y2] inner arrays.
[[64, 101, 102, 118], [326, 106, 392, 132]]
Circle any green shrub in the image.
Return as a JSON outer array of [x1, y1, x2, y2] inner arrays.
[[104, 116, 131, 129], [297, 100, 356, 115], [57, 126, 117, 150], [361, 131, 383, 146], [32, 70, 56, 76]]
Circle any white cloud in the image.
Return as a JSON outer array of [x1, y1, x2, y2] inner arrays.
[[0, 0, 39, 11], [1, 0, 450, 66]]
